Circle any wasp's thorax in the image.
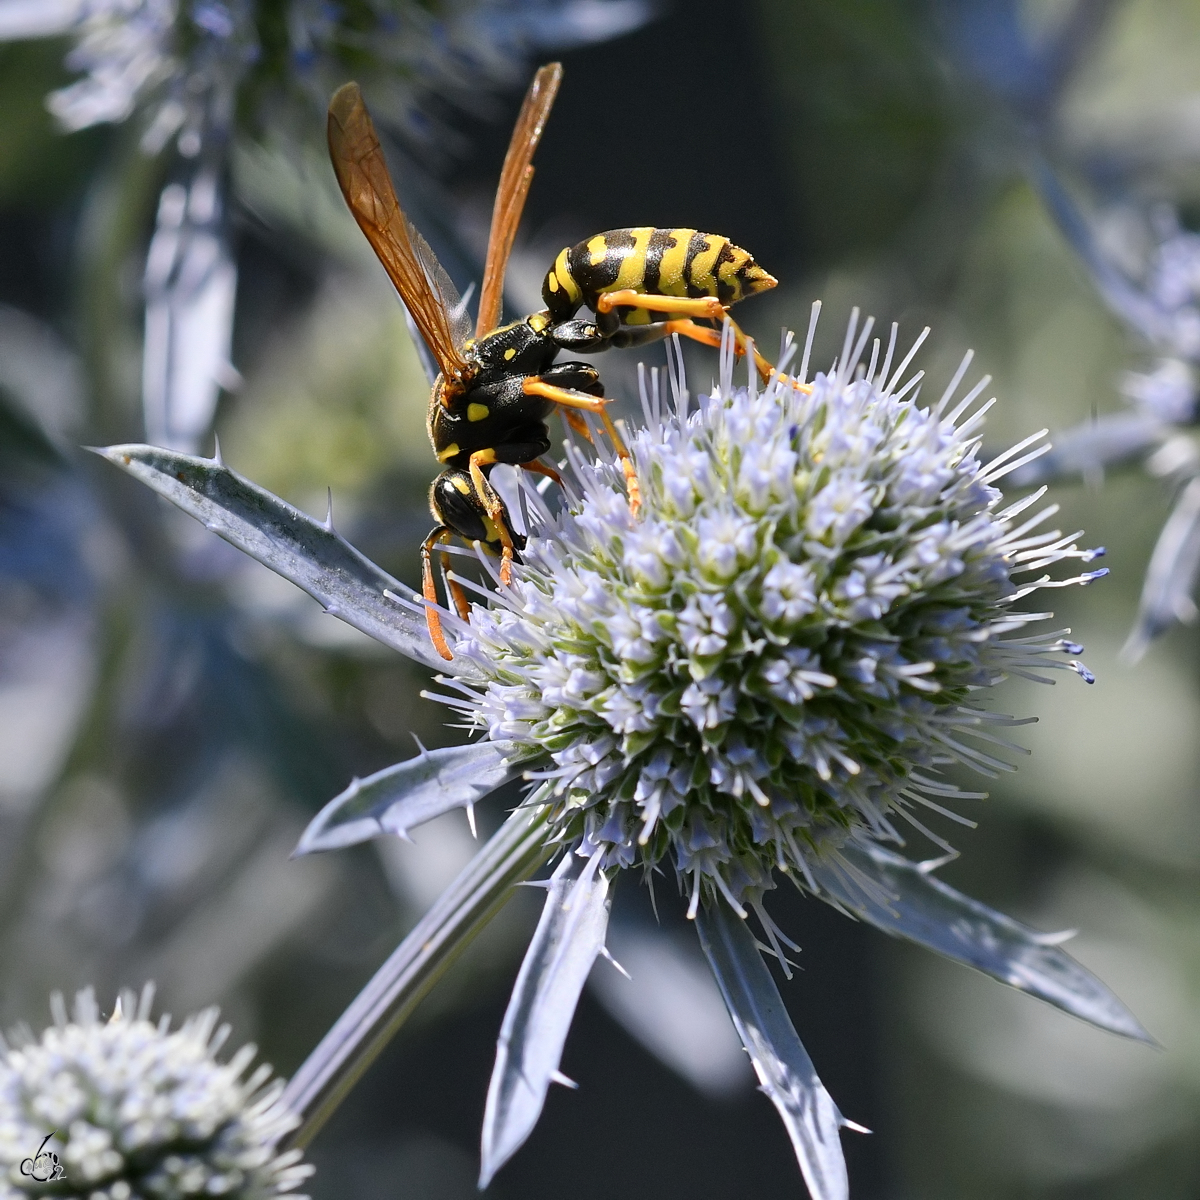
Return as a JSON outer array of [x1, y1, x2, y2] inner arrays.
[[466, 314, 561, 378]]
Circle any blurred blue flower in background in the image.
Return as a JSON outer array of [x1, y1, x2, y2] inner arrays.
[[939, 0, 1200, 656], [1022, 176, 1200, 658]]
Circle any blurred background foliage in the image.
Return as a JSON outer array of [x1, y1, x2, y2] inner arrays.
[[2, 1, 1200, 1197]]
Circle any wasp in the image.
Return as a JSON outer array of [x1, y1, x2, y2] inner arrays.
[[327, 64, 776, 660]]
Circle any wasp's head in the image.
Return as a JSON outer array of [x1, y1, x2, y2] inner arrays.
[[430, 470, 526, 561]]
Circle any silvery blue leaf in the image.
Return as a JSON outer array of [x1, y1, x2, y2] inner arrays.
[[1123, 474, 1200, 660], [480, 852, 611, 1188], [1006, 411, 1165, 487], [295, 740, 528, 854], [812, 841, 1153, 1043], [142, 171, 238, 454], [94, 444, 453, 671], [696, 900, 853, 1200]]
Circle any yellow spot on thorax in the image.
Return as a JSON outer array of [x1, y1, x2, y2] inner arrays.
[[437, 442, 460, 462], [451, 475, 471, 494], [503, 348, 516, 361], [467, 403, 489, 422], [481, 514, 502, 543]]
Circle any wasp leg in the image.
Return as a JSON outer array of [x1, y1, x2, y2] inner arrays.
[[539, 366, 605, 443], [547, 318, 610, 354], [442, 546, 472, 621], [467, 449, 519, 584], [521, 458, 563, 486], [596, 289, 774, 381], [421, 526, 461, 661], [682, 313, 774, 382], [660, 318, 776, 382], [662, 318, 721, 348], [608, 319, 814, 395], [597, 289, 725, 321], [541, 360, 605, 395], [647, 319, 814, 394], [556, 407, 593, 443], [606, 317, 720, 352], [522, 377, 641, 514]]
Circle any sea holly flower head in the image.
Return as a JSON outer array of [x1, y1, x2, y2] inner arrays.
[[97, 307, 1148, 1200], [441, 310, 1105, 922], [0, 985, 312, 1200]]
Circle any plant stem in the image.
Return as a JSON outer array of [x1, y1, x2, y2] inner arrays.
[[278, 802, 556, 1149]]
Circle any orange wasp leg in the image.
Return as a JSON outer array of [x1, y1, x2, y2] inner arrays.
[[520, 458, 563, 486], [559, 408, 593, 442], [522, 378, 641, 514], [597, 288, 726, 322], [597, 289, 775, 382], [660, 318, 721, 349], [420, 526, 466, 661], [661, 320, 813, 392], [467, 449, 518, 584]]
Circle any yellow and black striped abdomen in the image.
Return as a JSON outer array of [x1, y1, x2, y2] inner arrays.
[[542, 227, 776, 325]]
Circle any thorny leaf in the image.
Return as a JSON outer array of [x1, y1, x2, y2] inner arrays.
[[95, 444, 452, 671], [479, 852, 611, 1187], [812, 842, 1152, 1043], [295, 740, 528, 853], [696, 900, 856, 1200]]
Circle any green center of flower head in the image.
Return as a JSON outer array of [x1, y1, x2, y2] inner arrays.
[[445, 310, 1104, 917]]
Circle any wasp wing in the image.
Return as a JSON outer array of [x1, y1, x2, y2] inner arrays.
[[328, 82, 470, 380], [408, 218, 473, 354], [475, 62, 563, 339]]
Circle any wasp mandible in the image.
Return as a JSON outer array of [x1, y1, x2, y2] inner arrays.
[[327, 65, 776, 660]]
